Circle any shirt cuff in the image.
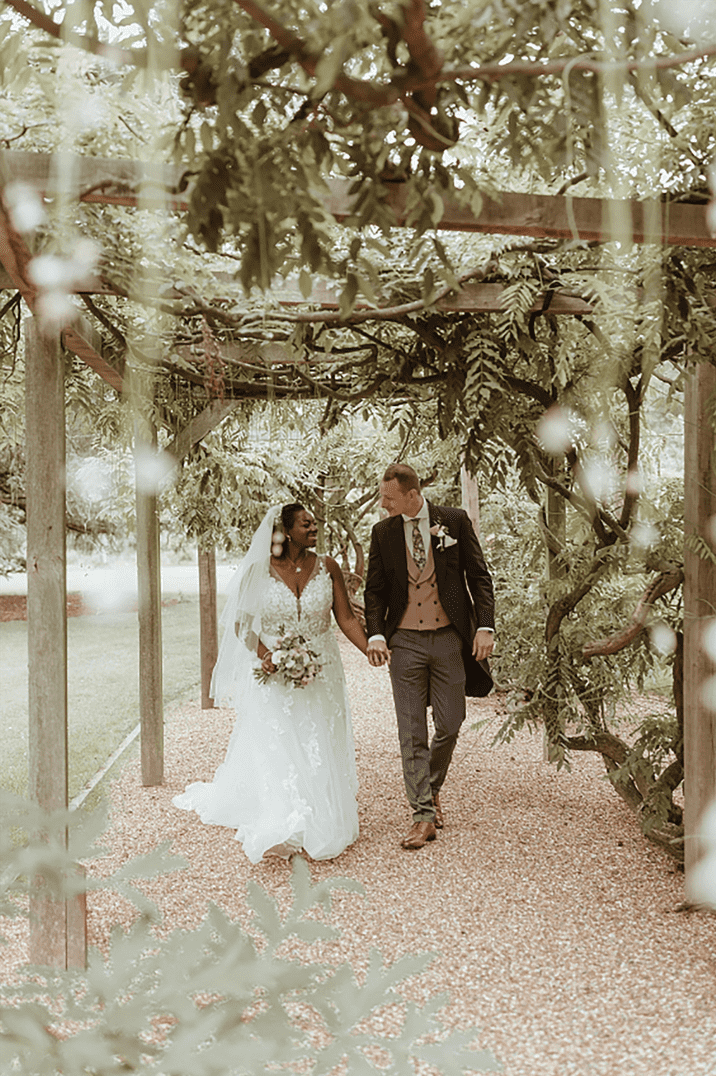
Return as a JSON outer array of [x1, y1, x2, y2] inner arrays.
[[368, 634, 387, 644]]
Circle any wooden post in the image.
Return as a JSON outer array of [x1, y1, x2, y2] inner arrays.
[[198, 544, 218, 709], [135, 419, 164, 786], [25, 319, 67, 966], [684, 360, 716, 895], [460, 465, 481, 540], [25, 319, 85, 968]]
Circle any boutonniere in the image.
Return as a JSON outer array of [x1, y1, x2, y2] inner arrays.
[[429, 523, 457, 551]]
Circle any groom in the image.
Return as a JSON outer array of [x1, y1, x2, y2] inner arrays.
[[364, 464, 495, 850]]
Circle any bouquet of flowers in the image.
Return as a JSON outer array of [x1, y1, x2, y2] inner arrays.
[[254, 627, 323, 689]]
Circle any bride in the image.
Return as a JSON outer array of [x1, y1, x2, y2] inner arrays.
[[173, 503, 368, 863]]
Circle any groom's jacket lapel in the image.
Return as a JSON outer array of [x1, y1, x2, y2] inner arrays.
[[427, 501, 447, 590], [387, 513, 408, 591]]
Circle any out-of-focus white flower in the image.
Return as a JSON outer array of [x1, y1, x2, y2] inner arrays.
[[581, 458, 615, 503], [69, 238, 100, 285], [28, 239, 102, 331], [702, 619, 716, 663], [271, 543, 284, 557], [36, 290, 75, 331], [4, 182, 45, 233], [29, 254, 69, 291], [648, 621, 677, 656], [134, 445, 177, 494], [30, 242, 99, 291], [70, 457, 113, 503], [83, 566, 136, 615], [630, 521, 660, 550], [536, 405, 576, 455]]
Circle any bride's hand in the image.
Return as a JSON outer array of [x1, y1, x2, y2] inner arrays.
[[261, 652, 277, 675]]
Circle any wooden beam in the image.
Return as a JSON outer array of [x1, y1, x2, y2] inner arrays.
[[135, 419, 164, 786], [0, 149, 189, 211], [325, 178, 716, 247], [2, 149, 715, 246], [0, 270, 598, 317], [25, 318, 69, 967], [198, 546, 218, 710], [272, 279, 597, 315], [684, 359, 716, 896]]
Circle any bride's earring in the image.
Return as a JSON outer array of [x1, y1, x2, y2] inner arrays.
[[271, 530, 285, 557]]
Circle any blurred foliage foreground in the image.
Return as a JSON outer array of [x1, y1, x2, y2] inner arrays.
[[0, 793, 500, 1076]]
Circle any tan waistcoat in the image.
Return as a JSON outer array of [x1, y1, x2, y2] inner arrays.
[[398, 542, 451, 631]]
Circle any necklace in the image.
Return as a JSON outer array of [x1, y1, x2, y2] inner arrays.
[[286, 553, 306, 574]]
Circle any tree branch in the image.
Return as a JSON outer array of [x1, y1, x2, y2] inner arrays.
[[619, 377, 641, 530], [413, 43, 716, 92], [582, 568, 684, 658], [9, 0, 716, 100]]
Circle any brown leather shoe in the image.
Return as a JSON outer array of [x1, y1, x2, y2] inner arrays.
[[401, 821, 437, 850], [432, 791, 444, 829]]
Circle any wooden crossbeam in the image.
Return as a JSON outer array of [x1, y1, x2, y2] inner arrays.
[[0, 149, 189, 210], [0, 266, 596, 316], [273, 279, 596, 315], [2, 148, 714, 246], [327, 180, 716, 248]]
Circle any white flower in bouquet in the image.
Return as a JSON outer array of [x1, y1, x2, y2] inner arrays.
[[254, 627, 323, 689]]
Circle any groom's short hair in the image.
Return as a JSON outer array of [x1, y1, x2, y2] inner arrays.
[[382, 463, 421, 492]]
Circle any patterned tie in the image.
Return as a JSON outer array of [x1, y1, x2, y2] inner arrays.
[[410, 518, 426, 572]]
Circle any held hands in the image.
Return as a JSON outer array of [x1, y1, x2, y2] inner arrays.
[[260, 651, 277, 676], [472, 629, 495, 662], [367, 639, 391, 667]]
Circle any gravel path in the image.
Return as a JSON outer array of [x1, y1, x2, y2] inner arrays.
[[5, 634, 716, 1074]]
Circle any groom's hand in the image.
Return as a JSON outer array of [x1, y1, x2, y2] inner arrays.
[[367, 639, 391, 667], [472, 629, 495, 662]]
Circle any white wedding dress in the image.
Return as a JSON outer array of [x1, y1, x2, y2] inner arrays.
[[173, 556, 359, 863]]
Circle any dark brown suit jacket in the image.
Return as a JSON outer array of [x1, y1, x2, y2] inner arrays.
[[364, 502, 495, 697]]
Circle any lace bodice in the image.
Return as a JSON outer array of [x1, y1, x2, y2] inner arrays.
[[261, 556, 333, 641]]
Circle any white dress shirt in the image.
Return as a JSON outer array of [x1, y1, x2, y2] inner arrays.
[[402, 496, 431, 564]]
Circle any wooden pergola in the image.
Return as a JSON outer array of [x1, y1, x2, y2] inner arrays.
[[1, 148, 714, 966]]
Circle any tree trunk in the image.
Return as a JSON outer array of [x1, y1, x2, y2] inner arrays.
[[684, 360, 716, 895]]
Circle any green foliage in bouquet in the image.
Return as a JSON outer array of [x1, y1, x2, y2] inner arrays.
[[0, 793, 501, 1075]]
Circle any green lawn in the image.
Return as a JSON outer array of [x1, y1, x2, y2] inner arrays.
[[0, 597, 213, 801]]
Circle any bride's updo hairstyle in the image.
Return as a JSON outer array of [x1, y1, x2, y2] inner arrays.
[[281, 503, 306, 532]]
